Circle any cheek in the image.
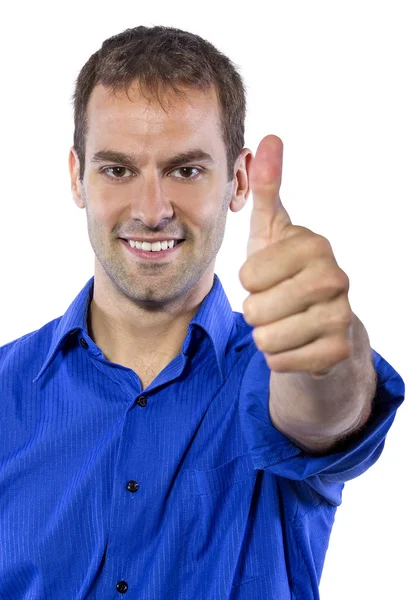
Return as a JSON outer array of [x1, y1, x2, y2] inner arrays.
[[88, 200, 118, 230], [166, 180, 224, 228], [85, 185, 125, 228]]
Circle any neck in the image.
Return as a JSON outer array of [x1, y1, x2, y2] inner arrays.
[[87, 265, 214, 381]]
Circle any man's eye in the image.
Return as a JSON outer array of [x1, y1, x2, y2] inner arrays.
[[171, 167, 201, 180], [102, 166, 133, 180], [101, 166, 202, 182]]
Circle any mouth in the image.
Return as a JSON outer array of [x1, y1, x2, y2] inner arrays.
[[119, 238, 185, 261]]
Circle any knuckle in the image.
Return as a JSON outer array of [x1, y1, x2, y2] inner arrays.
[[324, 272, 347, 295], [339, 305, 353, 327], [327, 303, 353, 330], [308, 234, 332, 255], [330, 336, 352, 361], [307, 270, 348, 300], [317, 235, 333, 254], [336, 269, 350, 292]]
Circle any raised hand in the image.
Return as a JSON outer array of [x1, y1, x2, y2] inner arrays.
[[239, 135, 353, 378]]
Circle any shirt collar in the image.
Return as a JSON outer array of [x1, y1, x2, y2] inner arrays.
[[183, 273, 235, 379], [33, 274, 235, 383]]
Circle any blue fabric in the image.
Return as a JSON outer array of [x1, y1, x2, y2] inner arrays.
[[0, 274, 404, 600]]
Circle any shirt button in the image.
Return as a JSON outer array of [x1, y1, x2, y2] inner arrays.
[[80, 338, 89, 349], [126, 480, 139, 493], [116, 580, 128, 594], [136, 395, 148, 407]]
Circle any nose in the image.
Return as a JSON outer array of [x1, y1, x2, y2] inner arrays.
[[129, 170, 174, 228]]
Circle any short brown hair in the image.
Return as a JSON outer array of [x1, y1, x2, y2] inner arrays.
[[71, 25, 246, 183]]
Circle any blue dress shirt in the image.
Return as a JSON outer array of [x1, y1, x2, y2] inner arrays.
[[0, 274, 404, 599]]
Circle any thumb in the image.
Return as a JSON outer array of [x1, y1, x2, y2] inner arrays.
[[247, 135, 292, 257]]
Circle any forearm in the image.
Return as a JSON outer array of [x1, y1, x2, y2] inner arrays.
[[268, 313, 377, 453]]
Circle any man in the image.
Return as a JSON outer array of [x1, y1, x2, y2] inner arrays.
[[0, 25, 404, 600]]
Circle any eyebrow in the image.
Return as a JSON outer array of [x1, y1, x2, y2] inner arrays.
[[90, 149, 215, 170]]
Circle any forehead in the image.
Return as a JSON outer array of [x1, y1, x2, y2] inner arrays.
[[85, 82, 224, 158]]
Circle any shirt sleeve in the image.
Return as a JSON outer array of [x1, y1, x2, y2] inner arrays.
[[239, 347, 405, 506]]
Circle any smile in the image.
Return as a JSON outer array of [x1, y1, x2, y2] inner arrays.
[[120, 238, 185, 260]]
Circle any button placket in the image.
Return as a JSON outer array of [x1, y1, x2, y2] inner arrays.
[[112, 393, 150, 592]]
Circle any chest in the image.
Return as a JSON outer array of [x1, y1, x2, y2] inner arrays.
[[120, 350, 177, 390]]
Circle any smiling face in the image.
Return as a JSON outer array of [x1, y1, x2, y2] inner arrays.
[[69, 81, 250, 309]]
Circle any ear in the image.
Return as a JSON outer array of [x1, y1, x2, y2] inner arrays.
[[229, 148, 253, 213], [69, 147, 85, 209]]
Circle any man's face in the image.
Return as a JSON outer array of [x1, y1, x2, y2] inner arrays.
[[70, 82, 247, 308]]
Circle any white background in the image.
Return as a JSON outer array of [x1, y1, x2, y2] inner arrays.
[[1, 1, 407, 598]]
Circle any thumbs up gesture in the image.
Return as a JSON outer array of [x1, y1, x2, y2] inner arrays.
[[239, 135, 353, 379]]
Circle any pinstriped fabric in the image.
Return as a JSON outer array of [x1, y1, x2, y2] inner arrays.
[[0, 274, 404, 600]]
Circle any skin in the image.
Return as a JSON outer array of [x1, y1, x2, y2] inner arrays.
[[69, 82, 253, 387]]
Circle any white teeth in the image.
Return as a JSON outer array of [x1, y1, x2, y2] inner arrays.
[[127, 239, 178, 251]]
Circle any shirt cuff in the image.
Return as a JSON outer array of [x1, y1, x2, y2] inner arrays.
[[239, 347, 405, 506]]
